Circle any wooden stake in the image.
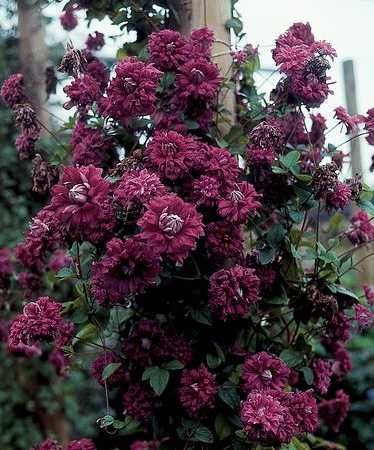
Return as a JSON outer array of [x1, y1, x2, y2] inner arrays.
[[343, 59, 372, 285]]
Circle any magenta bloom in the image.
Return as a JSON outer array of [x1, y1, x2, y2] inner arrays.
[[63, 74, 101, 111], [8, 297, 73, 352], [331, 342, 352, 377], [101, 57, 162, 123], [51, 165, 115, 243], [85, 31, 105, 51], [130, 441, 158, 450], [354, 303, 374, 329], [32, 439, 61, 450], [209, 265, 260, 320], [285, 389, 319, 433], [138, 195, 204, 263], [364, 108, 374, 145], [247, 146, 276, 167], [363, 284, 374, 306], [114, 169, 167, 211], [218, 182, 261, 223], [149, 29, 188, 70], [72, 123, 114, 167], [123, 383, 155, 422], [91, 237, 161, 306], [65, 439, 96, 450], [205, 221, 243, 260], [48, 249, 72, 273], [145, 131, 199, 181], [240, 391, 287, 443], [0, 248, 12, 289], [334, 106, 362, 134], [15, 130, 39, 159], [319, 389, 350, 433], [1, 73, 27, 108], [348, 210, 374, 245], [179, 365, 217, 413], [203, 145, 241, 189], [15, 206, 62, 271], [91, 352, 126, 386], [242, 352, 290, 392], [188, 27, 214, 58], [192, 175, 221, 207], [325, 311, 352, 345], [313, 358, 333, 394], [122, 319, 192, 368], [176, 59, 222, 103], [60, 8, 78, 31], [325, 181, 351, 210]]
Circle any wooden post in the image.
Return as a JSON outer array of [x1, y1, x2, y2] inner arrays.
[[343, 59, 371, 284], [170, 0, 236, 131], [17, 0, 49, 132]]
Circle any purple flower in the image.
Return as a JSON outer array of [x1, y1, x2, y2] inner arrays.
[[205, 221, 243, 260], [101, 57, 162, 123], [240, 391, 287, 443], [191, 175, 221, 207], [179, 365, 217, 413], [144, 130, 199, 181], [63, 74, 101, 111], [72, 123, 114, 167], [242, 352, 290, 392], [65, 439, 96, 450], [85, 31, 105, 51], [354, 303, 374, 329], [0, 248, 12, 289], [334, 106, 362, 134], [326, 181, 351, 210], [363, 284, 374, 306], [114, 169, 167, 211], [313, 358, 333, 394], [32, 439, 61, 450], [1, 73, 27, 108], [149, 29, 188, 70], [348, 210, 374, 245], [188, 28, 214, 58], [319, 389, 350, 433], [137, 195, 204, 264], [176, 59, 222, 103], [8, 297, 73, 353], [51, 165, 115, 243], [209, 265, 260, 320], [60, 7, 78, 31], [218, 182, 261, 223], [364, 108, 374, 145], [123, 383, 155, 422], [91, 237, 161, 306]]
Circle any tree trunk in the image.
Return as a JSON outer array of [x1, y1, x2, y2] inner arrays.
[[17, 0, 49, 131]]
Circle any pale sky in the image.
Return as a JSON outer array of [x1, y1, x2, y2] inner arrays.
[[44, 0, 374, 184]]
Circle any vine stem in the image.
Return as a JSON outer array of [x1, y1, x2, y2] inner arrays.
[[335, 132, 368, 149]]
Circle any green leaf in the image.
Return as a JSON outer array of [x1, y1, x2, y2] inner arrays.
[[56, 266, 75, 280], [191, 307, 212, 326], [215, 414, 233, 440], [102, 362, 121, 381], [259, 247, 276, 265], [301, 367, 314, 385], [191, 426, 214, 443], [72, 323, 96, 345], [218, 382, 240, 410], [225, 18, 243, 34], [280, 349, 304, 368], [149, 367, 170, 396], [357, 199, 374, 216], [98, 415, 114, 428], [272, 166, 287, 174], [184, 119, 200, 130], [267, 224, 286, 249], [163, 360, 184, 370], [142, 366, 159, 381], [279, 150, 300, 169], [327, 284, 358, 300]]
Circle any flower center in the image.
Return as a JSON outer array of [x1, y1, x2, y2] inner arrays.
[[141, 338, 152, 350], [159, 209, 184, 235], [69, 183, 89, 204], [166, 42, 176, 51], [229, 189, 244, 202], [261, 369, 273, 381], [123, 77, 137, 93], [161, 142, 177, 155], [191, 68, 205, 83]]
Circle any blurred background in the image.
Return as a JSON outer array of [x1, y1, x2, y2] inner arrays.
[[0, 0, 373, 448]]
